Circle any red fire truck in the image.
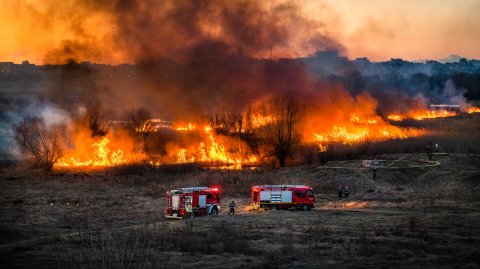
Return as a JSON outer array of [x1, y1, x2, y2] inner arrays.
[[251, 185, 315, 211], [165, 186, 221, 219]]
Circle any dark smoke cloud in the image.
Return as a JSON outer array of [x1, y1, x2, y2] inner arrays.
[[44, 40, 103, 65], [110, 0, 343, 62], [35, 0, 345, 120], [43, 61, 105, 115], [83, 0, 342, 118]]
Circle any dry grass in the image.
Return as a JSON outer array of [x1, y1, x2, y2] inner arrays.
[[1, 153, 479, 268], [304, 114, 480, 164]]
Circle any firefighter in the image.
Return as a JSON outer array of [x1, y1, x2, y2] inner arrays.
[[185, 200, 193, 218], [228, 200, 237, 215], [344, 185, 350, 198], [373, 168, 377, 180], [434, 143, 439, 153], [193, 207, 200, 217], [338, 185, 343, 200]]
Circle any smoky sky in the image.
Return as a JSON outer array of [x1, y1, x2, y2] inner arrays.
[[110, 0, 342, 63], [30, 0, 348, 119]]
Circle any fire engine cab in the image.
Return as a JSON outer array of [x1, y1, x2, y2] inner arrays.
[[251, 185, 315, 211], [165, 186, 221, 219]]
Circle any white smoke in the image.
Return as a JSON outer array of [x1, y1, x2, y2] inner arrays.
[[0, 99, 71, 160], [38, 104, 71, 126], [441, 79, 468, 111]]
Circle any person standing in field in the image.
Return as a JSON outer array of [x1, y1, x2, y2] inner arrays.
[[344, 185, 350, 198], [185, 200, 193, 218], [228, 201, 237, 215]]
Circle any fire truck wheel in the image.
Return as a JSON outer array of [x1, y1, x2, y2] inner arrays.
[[211, 207, 218, 215], [302, 205, 309, 211]]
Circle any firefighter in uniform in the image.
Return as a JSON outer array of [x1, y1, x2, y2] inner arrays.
[[228, 201, 237, 215], [344, 185, 350, 198], [185, 200, 193, 218]]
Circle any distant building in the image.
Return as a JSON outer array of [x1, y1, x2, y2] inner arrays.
[[315, 50, 339, 60], [0, 62, 15, 74], [354, 57, 370, 64]]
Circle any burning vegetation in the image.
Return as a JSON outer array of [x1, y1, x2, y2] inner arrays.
[[5, 0, 480, 171], [12, 79, 480, 171], [18, 96, 477, 172]]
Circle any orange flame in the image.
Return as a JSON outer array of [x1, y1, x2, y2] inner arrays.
[[250, 113, 275, 128], [57, 92, 471, 169], [468, 106, 480, 114], [388, 109, 457, 121], [55, 129, 142, 168], [411, 109, 457, 120], [313, 124, 423, 151], [306, 93, 425, 151], [387, 114, 404, 121], [174, 122, 196, 131], [173, 126, 257, 167]]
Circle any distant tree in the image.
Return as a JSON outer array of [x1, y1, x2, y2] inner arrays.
[[13, 118, 65, 172], [124, 108, 154, 152], [260, 96, 304, 167]]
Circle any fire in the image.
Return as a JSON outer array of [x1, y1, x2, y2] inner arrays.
[[387, 114, 404, 121], [56, 94, 474, 170], [311, 109, 423, 151], [304, 93, 426, 151], [313, 124, 421, 151], [388, 109, 458, 121], [173, 126, 257, 167], [468, 106, 480, 114], [250, 113, 275, 128], [174, 122, 196, 131], [340, 201, 370, 208], [321, 201, 375, 209], [388, 106, 480, 121], [314, 126, 368, 143], [55, 129, 142, 168], [339, 201, 372, 209], [349, 114, 378, 124], [411, 109, 457, 120]]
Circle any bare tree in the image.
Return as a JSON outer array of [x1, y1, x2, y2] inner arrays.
[[82, 107, 108, 137], [13, 117, 66, 171], [124, 108, 154, 152], [208, 110, 244, 135], [260, 97, 303, 167]]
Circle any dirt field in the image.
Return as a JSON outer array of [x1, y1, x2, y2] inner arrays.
[[1, 153, 480, 268]]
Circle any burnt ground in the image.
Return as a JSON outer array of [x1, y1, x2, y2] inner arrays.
[[1, 153, 480, 268]]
